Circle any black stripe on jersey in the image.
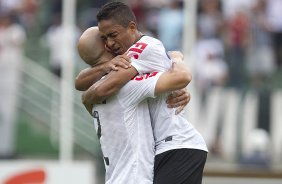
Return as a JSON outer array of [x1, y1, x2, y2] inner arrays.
[[93, 111, 101, 139], [166, 51, 171, 60], [165, 136, 173, 142], [104, 157, 109, 165]]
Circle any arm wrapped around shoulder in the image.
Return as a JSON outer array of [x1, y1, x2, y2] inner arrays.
[[154, 56, 192, 96]]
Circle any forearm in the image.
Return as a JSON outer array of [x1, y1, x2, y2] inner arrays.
[[155, 54, 191, 95], [169, 51, 192, 88], [168, 54, 192, 113], [81, 80, 107, 115], [82, 83, 102, 106], [167, 61, 192, 89], [92, 67, 138, 99], [75, 63, 108, 91], [82, 67, 138, 104]]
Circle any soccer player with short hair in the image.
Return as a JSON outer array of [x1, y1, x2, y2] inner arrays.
[[77, 26, 191, 184]]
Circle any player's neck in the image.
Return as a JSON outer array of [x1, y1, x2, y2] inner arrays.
[[135, 31, 144, 43]]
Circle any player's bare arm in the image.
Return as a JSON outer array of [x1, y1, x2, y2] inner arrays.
[[75, 54, 131, 91], [82, 66, 138, 114], [76, 26, 190, 113], [154, 57, 192, 96], [165, 51, 192, 114], [81, 54, 180, 104], [82, 52, 190, 108], [167, 89, 191, 114], [75, 63, 109, 91]]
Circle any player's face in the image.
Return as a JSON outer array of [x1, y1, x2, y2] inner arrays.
[[98, 19, 136, 55]]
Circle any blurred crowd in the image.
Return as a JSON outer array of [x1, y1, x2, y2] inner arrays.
[[194, 0, 281, 94], [1, 0, 281, 87], [0, 0, 27, 158], [75, 0, 282, 99], [123, 0, 282, 94]]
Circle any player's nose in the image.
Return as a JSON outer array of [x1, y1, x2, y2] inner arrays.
[[106, 39, 115, 49]]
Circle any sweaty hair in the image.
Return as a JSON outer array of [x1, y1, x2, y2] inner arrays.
[[96, 1, 137, 28]]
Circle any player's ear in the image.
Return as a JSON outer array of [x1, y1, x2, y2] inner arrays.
[[128, 21, 137, 32]]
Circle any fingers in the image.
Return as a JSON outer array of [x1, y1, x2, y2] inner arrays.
[[110, 55, 131, 70], [120, 54, 131, 62], [116, 55, 131, 68], [175, 105, 185, 115], [167, 95, 186, 108], [167, 98, 189, 108], [167, 51, 184, 60], [166, 89, 191, 108], [167, 89, 185, 100], [109, 64, 118, 71]]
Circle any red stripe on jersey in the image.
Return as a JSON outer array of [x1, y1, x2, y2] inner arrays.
[[129, 48, 143, 53], [127, 42, 148, 59], [135, 42, 148, 50], [131, 71, 159, 81]]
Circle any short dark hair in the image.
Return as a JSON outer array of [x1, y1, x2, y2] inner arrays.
[[97, 2, 137, 28]]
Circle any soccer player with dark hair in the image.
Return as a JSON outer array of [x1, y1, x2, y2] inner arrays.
[[77, 26, 192, 184]]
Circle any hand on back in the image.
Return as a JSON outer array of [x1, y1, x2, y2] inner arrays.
[[166, 88, 191, 115]]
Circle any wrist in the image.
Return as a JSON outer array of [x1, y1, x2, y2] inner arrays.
[[168, 51, 183, 61], [172, 57, 183, 63], [96, 62, 110, 74]]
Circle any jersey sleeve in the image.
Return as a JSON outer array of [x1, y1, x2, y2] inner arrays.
[[127, 37, 172, 74], [118, 72, 163, 108]]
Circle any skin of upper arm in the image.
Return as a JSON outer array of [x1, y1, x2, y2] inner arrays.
[[86, 66, 138, 103], [154, 68, 191, 96], [75, 65, 106, 91], [75, 68, 93, 91], [81, 66, 137, 114]]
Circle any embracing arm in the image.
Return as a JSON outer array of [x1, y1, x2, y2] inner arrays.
[[82, 67, 138, 114], [75, 64, 108, 91], [155, 55, 192, 96], [75, 55, 131, 91]]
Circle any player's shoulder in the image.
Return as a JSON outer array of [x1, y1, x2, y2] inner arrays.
[[132, 35, 164, 49], [141, 35, 162, 43], [127, 35, 166, 59], [139, 35, 165, 48]]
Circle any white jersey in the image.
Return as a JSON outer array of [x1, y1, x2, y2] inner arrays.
[[92, 71, 161, 184], [129, 35, 208, 155]]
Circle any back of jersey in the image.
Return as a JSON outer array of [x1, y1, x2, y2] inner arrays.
[[92, 71, 159, 184], [93, 97, 133, 183], [148, 96, 208, 155]]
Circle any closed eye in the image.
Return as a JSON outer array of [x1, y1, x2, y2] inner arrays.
[[108, 32, 118, 39], [100, 36, 107, 41]]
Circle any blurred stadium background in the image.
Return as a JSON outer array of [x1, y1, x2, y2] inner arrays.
[[0, 0, 282, 183]]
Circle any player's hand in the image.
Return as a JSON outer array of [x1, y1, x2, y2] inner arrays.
[[166, 88, 191, 115], [106, 54, 131, 72], [167, 51, 184, 60]]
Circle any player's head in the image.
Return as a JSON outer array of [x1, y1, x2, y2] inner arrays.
[[77, 26, 113, 66], [97, 2, 141, 55]]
